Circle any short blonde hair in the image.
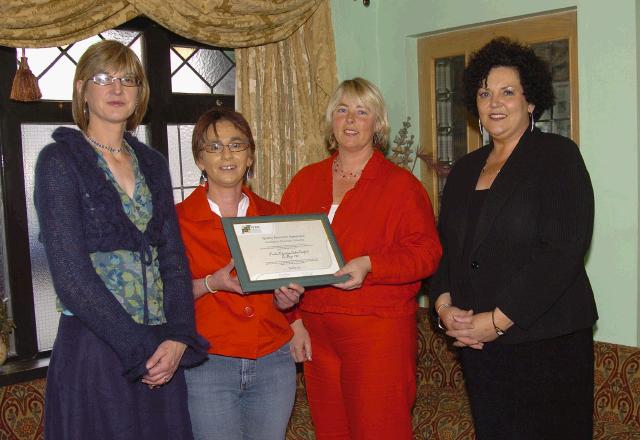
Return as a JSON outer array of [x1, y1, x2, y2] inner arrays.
[[72, 40, 149, 132], [324, 77, 390, 150]]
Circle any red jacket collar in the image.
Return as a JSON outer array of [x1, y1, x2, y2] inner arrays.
[[178, 185, 261, 222]]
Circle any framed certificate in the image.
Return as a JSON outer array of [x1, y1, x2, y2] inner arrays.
[[221, 214, 350, 292]]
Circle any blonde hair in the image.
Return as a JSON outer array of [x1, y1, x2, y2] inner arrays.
[[324, 77, 390, 150], [72, 40, 149, 132]]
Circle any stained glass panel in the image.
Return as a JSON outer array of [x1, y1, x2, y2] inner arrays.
[[22, 124, 75, 350], [21, 124, 147, 351], [171, 46, 235, 95], [167, 124, 200, 202], [531, 40, 571, 136], [434, 55, 467, 198]]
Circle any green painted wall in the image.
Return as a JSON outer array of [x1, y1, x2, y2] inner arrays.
[[331, 0, 640, 346]]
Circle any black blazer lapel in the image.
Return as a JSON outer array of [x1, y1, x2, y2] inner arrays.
[[470, 129, 541, 255]]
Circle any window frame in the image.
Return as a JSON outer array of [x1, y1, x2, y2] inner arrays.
[[0, 17, 234, 370]]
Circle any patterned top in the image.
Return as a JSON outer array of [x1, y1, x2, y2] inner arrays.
[[60, 145, 166, 325]]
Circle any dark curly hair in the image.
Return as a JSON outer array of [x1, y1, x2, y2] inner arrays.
[[463, 37, 554, 121]]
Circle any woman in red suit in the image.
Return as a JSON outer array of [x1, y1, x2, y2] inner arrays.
[[281, 78, 442, 439], [176, 108, 303, 440]]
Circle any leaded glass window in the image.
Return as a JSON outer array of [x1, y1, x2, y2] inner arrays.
[[1, 17, 235, 361], [531, 40, 571, 138], [170, 46, 235, 95], [434, 56, 467, 197], [167, 124, 200, 202]]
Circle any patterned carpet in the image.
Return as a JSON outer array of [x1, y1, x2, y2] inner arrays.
[[2, 308, 639, 439]]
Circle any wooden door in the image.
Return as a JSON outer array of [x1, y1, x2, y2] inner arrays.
[[417, 10, 578, 212]]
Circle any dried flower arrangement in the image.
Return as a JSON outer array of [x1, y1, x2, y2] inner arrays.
[[387, 116, 454, 180], [0, 297, 15, 345], [388, 117, 418, 172]]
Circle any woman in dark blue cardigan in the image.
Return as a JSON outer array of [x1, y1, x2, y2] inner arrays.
[[430, 37, 597, 440], [34, 40, 207, 439]]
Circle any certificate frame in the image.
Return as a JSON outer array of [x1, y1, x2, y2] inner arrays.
[[221, 213, 350, 292]]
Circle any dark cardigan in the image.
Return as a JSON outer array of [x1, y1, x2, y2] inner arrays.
[[429, 128, 598, 344], [34, 127, 207, 380]]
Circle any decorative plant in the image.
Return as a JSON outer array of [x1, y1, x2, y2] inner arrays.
[[389, 117, 417, 171], [388, 116, 454, 178], [0, 297, 15, 345]]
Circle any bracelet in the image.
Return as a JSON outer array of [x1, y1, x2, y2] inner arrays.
[[436, 303, 451, 331], [436, 303, 451, 315], [492, 309, 505, 336], [203, 275, 218, 294]]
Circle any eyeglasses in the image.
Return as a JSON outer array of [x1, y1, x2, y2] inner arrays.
[[90, 73, 141, 87], [201, 142, 250, 154]]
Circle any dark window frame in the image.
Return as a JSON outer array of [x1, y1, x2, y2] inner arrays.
[[0, 17, 234, 373]]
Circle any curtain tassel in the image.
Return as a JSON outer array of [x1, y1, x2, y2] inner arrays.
[[10, 48, 42, 102]]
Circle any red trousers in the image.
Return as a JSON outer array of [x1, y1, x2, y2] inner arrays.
[[302, 311, 417, 440]]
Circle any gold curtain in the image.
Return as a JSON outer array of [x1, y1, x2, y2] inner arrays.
[[237, 1, 337, 201], [0, 1, 321, 48], [0, 0, 337, 200]]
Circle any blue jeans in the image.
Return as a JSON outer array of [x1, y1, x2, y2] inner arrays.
[[184, 342, 296, 440]]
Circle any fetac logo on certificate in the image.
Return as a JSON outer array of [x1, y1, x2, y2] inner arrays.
[[239, 223, 274, 235]]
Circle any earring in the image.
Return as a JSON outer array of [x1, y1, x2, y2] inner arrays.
[[478, 118, 484, 136], [84, 102, 90, 120], [529, 112, 534, 132], [199, 170, 207, 186], [329, 133, 337, 149], [373, 132, 382, 147], [245, 167, 253, 181]]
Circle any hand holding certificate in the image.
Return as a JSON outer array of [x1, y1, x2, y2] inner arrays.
[[222, 214, 350, 292]]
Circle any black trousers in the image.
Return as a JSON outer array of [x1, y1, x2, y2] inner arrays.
[[459, 328, 594, 440]]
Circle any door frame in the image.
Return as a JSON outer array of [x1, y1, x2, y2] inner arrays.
[[417, 10, 578, 212]]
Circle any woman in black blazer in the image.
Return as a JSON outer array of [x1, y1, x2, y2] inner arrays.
[[430, 37, 597, 440]]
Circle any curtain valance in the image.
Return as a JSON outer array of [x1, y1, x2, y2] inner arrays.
[[0, 0, 321, 48]]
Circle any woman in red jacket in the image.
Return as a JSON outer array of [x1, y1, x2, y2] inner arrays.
[[281, 78, 442, 439], [176, 108, 302, 440]]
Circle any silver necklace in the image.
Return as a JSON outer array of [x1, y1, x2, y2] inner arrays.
[[481, 165, 501, 175], [85, 134, 126, 153]]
